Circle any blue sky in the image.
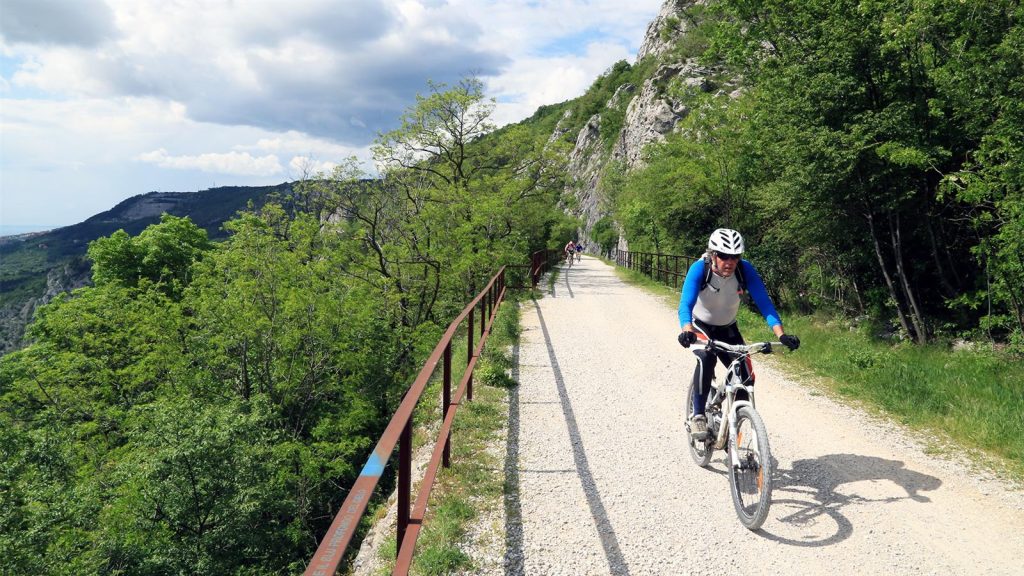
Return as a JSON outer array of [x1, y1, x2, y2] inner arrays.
[[0, 0, 664, 231]]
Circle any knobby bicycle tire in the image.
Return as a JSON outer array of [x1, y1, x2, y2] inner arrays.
[[728, 406, 773, 529]]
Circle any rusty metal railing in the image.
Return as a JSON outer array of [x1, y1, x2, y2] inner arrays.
[[529, 249, 561, 287], [613, 249, 699, 291], [304, 267, 507, 576], [505, 249, 560, 289]]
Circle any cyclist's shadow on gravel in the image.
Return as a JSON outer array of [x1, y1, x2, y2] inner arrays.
[[759, 454, 942, 547]]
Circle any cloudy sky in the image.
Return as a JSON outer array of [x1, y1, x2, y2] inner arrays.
[[0, 0, 664, 232]]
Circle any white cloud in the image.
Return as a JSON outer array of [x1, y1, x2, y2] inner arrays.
[[288, 156, 338, 177], [0, 97, 345, 225], [245, 132, 357, 158], [2, 1, 661, 142], [137, 148, 283, 176], [487, 40, 637, 126], [1, 0, 667, 227], [2, 0, 507, 143]]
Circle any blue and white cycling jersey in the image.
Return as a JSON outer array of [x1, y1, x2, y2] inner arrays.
[[678, 258, 781, 329]]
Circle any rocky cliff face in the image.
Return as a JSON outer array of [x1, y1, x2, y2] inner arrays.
[[0, 259, 92, 355], [561, 0, 719, 252]]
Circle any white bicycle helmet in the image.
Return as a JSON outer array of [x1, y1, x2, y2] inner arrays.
[[707, 228, 744, 255]]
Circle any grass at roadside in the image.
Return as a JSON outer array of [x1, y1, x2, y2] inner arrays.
[[747, 309, 1024, 480], [372, 295, 521, 575], [605, 259, 681, 305], [607, 256, 1024, 481]]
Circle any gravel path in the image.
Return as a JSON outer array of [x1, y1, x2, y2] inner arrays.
[[502, 256, 1024, 575]]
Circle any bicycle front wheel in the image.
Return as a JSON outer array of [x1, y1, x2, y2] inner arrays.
[[728, 406, 773, 529]]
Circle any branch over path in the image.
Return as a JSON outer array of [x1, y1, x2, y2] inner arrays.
[[505, 256, 1024, 575]]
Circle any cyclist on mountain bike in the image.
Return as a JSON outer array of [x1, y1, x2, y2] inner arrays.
[[564, 240, 576, 262], [677, 228, 800, 439]]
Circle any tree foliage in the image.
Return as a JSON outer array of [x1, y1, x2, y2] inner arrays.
[[610, 0, 1024, 349], [0, 76, 568, 574]]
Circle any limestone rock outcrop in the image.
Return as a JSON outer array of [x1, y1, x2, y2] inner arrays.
[[561, 0, 718, 252]]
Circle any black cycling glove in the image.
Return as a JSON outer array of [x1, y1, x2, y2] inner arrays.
[[678, 331, 697, 348], [780, 334, 800, 351]]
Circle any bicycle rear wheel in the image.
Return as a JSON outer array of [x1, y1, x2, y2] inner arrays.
[[728, 406, 772, 529], [685, 380, 713, 467]]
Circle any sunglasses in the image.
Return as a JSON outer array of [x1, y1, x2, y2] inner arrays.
[[716, 252, 740, 261]]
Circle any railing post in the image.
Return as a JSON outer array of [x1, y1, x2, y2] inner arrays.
[[467, 306, 475, 401], [397, 418, 412, 556], [443, 342, 452, 468], [487, 283, 493, 323], [473, 298, 485, 400]]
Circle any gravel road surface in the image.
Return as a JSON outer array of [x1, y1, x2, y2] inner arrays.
[[501, 256, 1024, 575]]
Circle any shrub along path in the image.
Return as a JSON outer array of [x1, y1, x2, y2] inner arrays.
[[504, 255, 1024, 575]]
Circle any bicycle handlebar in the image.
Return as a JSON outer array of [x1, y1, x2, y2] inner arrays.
[[698, 338, 782, 355]]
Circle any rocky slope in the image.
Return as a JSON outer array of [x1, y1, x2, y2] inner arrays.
[[561, 0, 734, 251]]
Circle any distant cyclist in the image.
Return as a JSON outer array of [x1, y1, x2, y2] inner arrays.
[[677, 228, 800, 439], [575, 242, 583, 262]]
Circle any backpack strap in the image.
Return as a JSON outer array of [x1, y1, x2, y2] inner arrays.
[[700, 255, 713, 291], [701, 256, 748, 294]]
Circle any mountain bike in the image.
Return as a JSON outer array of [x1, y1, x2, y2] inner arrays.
[[685, 337, 783, 530], [575, 250, 582, 263]]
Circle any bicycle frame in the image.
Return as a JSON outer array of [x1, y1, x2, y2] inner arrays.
[[695, 339, 776, 457]]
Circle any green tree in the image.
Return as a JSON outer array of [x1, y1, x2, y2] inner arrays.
[[591, 216, 619, 256], [89, 214, 211, 299], [701, 0, 1014, 342]]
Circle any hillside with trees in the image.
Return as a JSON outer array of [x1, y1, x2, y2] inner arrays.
[[608, 0, 1023, 351], [0, 184, 290, 354], [0, 78, 573, 574], [3, 1, 1023, 573]]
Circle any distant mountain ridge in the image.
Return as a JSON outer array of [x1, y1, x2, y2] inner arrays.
[[0, 183, 291, 354]]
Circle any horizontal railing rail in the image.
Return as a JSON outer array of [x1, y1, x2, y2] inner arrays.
[[304, 268, 507, 576], [505, 248, 560, 289], [613, 249, 700, 291]]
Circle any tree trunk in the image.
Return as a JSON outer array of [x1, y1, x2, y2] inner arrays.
[[889, 213, 928, 343], [926, 216, 957, 297], [867, 211, 914, 338], [852, 276, 866, 314]]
